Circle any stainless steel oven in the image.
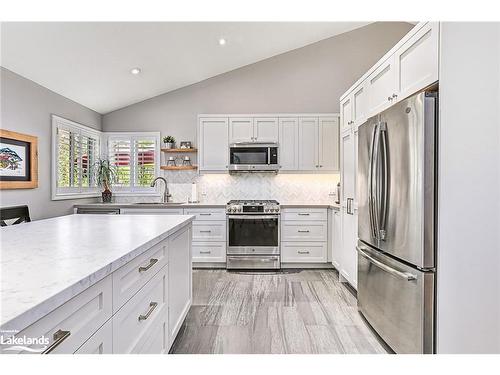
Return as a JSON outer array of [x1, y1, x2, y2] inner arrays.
[[226, 200, 280, 270], [228, 143, 279, 172]]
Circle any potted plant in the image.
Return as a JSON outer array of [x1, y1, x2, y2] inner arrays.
[[94, 159, 117, 203], [163, 135, 176, 149]]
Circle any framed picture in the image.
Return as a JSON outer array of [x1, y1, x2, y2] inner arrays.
[[0, 129, 38, 189], [179, 141, 192, 149]]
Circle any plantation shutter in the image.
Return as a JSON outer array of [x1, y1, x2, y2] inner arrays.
[[135, 137, 156, 188], [108, 138, 132, 188]]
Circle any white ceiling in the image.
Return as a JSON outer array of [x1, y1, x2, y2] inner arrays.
[[1, 22, 370, 114]]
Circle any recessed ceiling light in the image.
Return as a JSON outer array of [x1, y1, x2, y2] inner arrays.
[[218, 38, 226, 46], [130, 67, 141, 75]]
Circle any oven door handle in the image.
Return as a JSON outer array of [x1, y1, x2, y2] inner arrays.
[[227, 215, 279, 220]]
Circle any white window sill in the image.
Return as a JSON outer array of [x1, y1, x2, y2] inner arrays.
[[52, 193, 100, 201]]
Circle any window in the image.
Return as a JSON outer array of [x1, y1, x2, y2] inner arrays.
[[52, 115, 102, 199], [106, 132, 160, 194]]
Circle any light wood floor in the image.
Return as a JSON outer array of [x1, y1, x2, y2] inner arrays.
[[170, 269, 389, 354]]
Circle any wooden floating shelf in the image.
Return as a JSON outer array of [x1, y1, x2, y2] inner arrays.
[[161, 148, 197, 153], [160, 165, 198, 171]]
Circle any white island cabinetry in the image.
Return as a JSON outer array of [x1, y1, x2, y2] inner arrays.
[[0, 214, 193, 354]]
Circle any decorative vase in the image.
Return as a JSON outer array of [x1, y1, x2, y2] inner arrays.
[[164, 142, 174, 149], [102, 189, 112, 203]]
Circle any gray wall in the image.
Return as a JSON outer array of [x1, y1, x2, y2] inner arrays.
[[436, 23, 500, 354], [1, 68, 102, 220], [103, 22, 413, 145]]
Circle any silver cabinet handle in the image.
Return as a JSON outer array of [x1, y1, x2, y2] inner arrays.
[[298, 250, 310, 254], [138, 258, 158, 273], [392, 93, 398, 99], [199, 213, 212, 216], [387, 96, 392, 101], [41, 329, 71, 354], [138, 302, 158, 321], [319, 165, 323, 168], [200, 250, 211, 254], [199, 230, 212, 233], [298, 213, 310, 216], [357, 246, 417, 281], [297, 230, 310, 233]]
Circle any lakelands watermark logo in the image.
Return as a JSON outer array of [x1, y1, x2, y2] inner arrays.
[[1, 330, 49, 353]]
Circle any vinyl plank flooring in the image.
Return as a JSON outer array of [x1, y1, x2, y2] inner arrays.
[[170, 269, 389, 354]]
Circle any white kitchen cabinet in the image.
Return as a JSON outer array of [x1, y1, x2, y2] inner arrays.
[[74, 319, 112, 354], [394, 22, 439, 101], [199, 117, 229, 171], [229, 117, 254, 143], [281, 242, 328, 263], [331, 209, 341, 270], [192, 221, 226, 242], [340, 96, 352, 133], [298, 117, 319, 170], [192, 241, 226, 263], [319, 117, 339, 171], [352, 82, 368, 126], [278, 117, 299, 170], [281, 221, 328, 242], [367, 55, 397, 116], [168, 225, 192, 343], [254, 117, 279, 142]]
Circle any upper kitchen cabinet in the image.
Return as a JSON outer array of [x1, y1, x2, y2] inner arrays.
[[278, 117, 299, 170], [298, 117, 319, 170], [394, 22, 439, 101], [229, 117, 254, 143], [340, 82, 368, 133], [318, 117, 340, 171], [229, 116, 279, 143], [198, 117, 229, 171], [340, 96, 352, 133], [366, 55, 397, 115], [254, 117, 279, 143]]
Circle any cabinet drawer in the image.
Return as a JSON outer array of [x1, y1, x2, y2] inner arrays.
[[281, 221, 327, 242], [192, 241, 226, 262], [112, 239, 168, 312], [281, 208, 327, 221], [112, 265, 168, 354], [7, 275, 112, 354], [74, 319, 112, 354], [192, 221, 226, 241], [281, 242, 328, 263], [183, 208, 226, 221]]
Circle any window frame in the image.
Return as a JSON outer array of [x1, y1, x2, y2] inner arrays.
[[51, 115, 103, 200], [105, 132, 161, 196]]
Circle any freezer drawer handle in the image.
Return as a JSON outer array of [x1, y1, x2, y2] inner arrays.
[[357, 246, 417, 281]]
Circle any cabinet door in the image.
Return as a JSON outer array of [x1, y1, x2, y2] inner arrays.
[[318, 117, 339, 171], [278, 117, 299, 170], [74, 320, 112, 354], [353, 82, 367, 126], [340, 130, 355, 208], [367, 55, 396, 116], [298, 117, 319, 170], [199, 117, 229, 171], [331, 209, 341, 270], [168, 225, 192, 344], [340, 206, 358, 290], [254, 117, 278, 143], [340, 96, 353, 132], [395, 22, 439, 101], [229, 117, 254, 143]]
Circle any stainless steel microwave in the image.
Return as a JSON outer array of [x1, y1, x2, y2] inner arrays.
[[228, 143, 279, 172]]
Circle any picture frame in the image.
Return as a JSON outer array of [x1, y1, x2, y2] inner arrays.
[[0, 129, 38, 189], [179, 141, 192, 149]]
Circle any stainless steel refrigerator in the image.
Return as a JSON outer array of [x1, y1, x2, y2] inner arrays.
[[357, 91, 437, 354]]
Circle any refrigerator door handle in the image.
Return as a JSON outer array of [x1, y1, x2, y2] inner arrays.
[[379, 122, 389, 241], [368, 124, 378, 239], [357, 246, 417, 281], [372, 124, 381, 240]]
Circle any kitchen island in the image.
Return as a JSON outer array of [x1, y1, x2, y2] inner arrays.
[[0, 214, 194, 354]]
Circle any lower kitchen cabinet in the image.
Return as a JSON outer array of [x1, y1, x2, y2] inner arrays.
[[192, 241, 226, 262], [281, 242, 327, 263], [74, 320, 112, 354], [331, 209, 341, 270]]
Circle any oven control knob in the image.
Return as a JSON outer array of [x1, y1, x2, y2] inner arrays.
[[237, 208, 242, 212]]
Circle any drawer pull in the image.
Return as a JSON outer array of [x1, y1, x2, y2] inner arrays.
[[298, 250, 310, 254], [41, 329, 71, 354], [199, 230, 212, 233], [199, 213, 212, 216], [297, 230, 310, 233], [138, 258, 158, 273], [298, 213, 310, 216], [200, 250, 212, 254], [138, 302, 158, 321]]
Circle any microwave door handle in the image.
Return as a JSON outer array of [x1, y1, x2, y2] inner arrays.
[[368, 124, 378, 239], [379, 122, 389, 241]]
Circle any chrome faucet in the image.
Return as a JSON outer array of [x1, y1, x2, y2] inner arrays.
[[151, 177, 172, 203]]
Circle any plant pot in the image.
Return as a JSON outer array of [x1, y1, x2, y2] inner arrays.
[[102, 189, 112, 203], [164, 142, 175, 149]]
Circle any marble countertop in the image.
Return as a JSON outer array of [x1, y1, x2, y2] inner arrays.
[[74, 202, 341, 209], [0, 214, 194, 332]]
